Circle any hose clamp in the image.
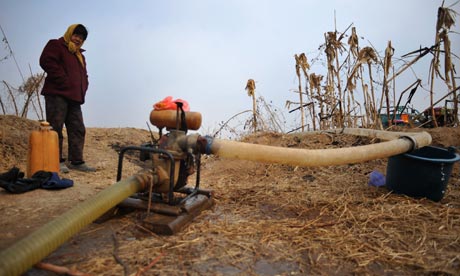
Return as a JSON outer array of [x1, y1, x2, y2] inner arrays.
[[203, 135, 214, 155], [400, 135, 418, 152]]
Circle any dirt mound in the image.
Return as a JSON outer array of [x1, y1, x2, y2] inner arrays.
[[0, 115, 39, 171], [0, 115, 459, 275], [425, 126, 460, 148]]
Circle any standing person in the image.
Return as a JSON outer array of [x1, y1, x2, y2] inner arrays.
[[40, 24, 96, 173]]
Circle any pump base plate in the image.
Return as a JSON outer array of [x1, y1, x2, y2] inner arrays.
[[117, 192, 214, 235], [142, 194, 213, 235]]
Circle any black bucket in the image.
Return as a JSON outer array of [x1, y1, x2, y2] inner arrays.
[[385, 146, 460, 202]]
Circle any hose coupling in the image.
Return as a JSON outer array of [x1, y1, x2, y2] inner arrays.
[[199, 135, 214, 155], [399, 135, 419, 152]]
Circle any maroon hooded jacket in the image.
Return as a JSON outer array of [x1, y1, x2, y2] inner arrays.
[[40, 37, 89, 104]]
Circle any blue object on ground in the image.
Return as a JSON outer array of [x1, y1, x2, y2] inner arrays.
[[41, 172, 74, 189], [368, 171, 386, 187]]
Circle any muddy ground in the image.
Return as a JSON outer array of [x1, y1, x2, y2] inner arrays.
[[0, 114, 459, 275]]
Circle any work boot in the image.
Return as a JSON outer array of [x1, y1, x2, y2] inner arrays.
[[68, 162, 96, 172], [60, 162, 70, 174]]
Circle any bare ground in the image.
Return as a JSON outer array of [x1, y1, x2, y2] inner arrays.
[[1, 114, 460, 275]]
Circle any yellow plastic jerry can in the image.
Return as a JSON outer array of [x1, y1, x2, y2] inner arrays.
[[27, 121, 59, 177]]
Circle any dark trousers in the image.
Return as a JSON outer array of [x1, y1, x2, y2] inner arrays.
[[44, 95, 85, 163]]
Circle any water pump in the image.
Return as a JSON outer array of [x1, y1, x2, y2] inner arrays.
[[115, 103, 213, 235]]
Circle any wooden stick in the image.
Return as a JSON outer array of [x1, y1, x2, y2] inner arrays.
[[135, 252, 165, 276], [111, 227, 130, 276], [34, 262, 89, 276]]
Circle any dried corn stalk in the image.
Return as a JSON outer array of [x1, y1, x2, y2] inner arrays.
[[297, 53, 310, 76], [438, 10, 458, 124], [344, 26, 363, 127], [308, 73, 324, 130], [436, 6, 456, 31], [296, 53, 317, 130], [324, 31, 346, 128], [358, 46, 378, 64], [359, 47, 379, 127], [245, 79, 257, 132], [348, 27, 359, 58], [381, 41, 394, 128], [346, 27, 360, 92], [245, 79, 255, 97], [294, 53, 311, 131], [429, 5, 458, 126]]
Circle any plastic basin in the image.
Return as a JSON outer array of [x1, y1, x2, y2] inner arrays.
[[385, 146, 460, 202]]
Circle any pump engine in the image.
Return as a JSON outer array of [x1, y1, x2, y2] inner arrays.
[[115, 103, 213, 235]]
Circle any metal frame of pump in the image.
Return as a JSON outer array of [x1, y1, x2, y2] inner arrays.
[[116, 102, 204, 206]]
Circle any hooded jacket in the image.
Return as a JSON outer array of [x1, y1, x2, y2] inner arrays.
[[40, 27, 89, 104]]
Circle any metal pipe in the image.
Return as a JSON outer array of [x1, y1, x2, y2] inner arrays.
[[209, 128, 432, 167], [0, 173, 151, 276]]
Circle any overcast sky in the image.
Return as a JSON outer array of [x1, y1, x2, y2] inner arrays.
[[1, 0, 458, 135]]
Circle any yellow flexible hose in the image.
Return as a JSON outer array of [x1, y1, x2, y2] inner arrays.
[[210, 128, 432, 167], [0, 173, 150, 276]]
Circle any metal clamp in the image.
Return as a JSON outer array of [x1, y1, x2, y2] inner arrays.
[[399, 135, 418, 152]]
